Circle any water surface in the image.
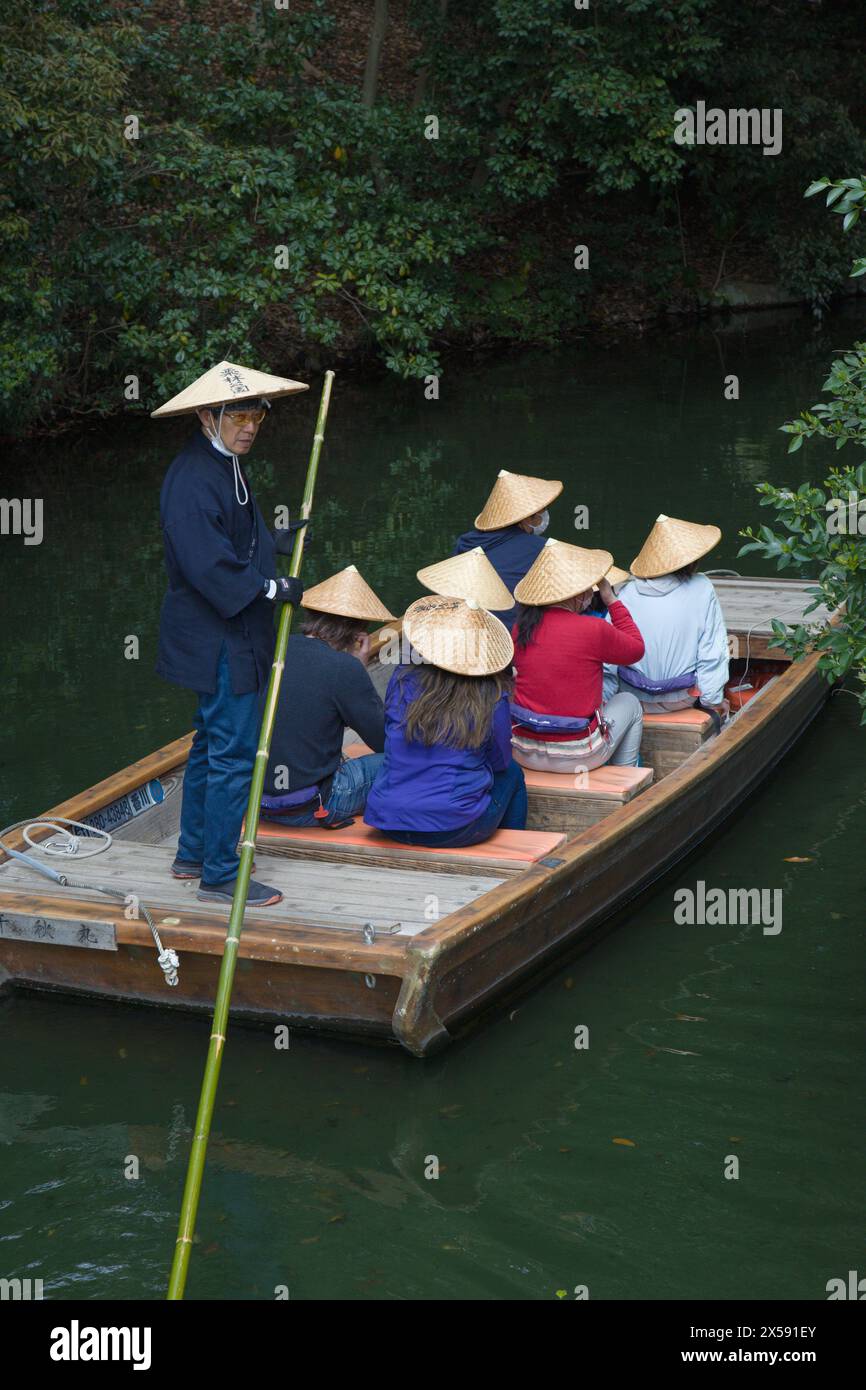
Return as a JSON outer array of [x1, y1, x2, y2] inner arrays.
[[0, 306, 862, 1299]]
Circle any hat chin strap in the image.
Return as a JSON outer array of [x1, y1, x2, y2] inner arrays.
[[207, 404, 249, 506]]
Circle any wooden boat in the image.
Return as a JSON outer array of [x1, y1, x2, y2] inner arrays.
[[0, 577, 836, 1056]]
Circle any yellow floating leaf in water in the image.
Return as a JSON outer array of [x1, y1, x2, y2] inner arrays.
[[612, 1137, 635, 1147], [675, 1013, 707, 1022], [784, 856, 812, 863], [79, 1076, 88, 1086], [555, 1289, 568, 1299], [300, 1236, 320, 1245], [327, 1213, 347, 1225]]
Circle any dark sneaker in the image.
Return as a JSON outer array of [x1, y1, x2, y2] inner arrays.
[[197, 877, 282, 907], [173, 858, 256, 879], [171, 858, 202, 879]]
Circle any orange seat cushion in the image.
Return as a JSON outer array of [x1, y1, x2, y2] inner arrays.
[[640, 709, 712, 728], [256, 817, 565, 864], [520, 764, 653, 799]]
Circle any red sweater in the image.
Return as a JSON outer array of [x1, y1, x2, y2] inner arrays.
[[511, 602, 645, 741]]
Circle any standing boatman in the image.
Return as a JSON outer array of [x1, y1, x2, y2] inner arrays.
[[453, 469, 563, 627], [151, 360, 311, 908]]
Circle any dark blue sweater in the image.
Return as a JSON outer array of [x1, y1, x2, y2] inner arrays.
[[264, 634, 385, 794], [453, 524, 546, 626], [156, 431, 277, 696]]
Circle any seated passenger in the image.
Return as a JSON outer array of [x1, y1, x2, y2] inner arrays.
[[511, 540, 645, 772], [261, 566, 393, 828], [453, 469, 563, 628], [611, 515, 730, 719], [364, 595, 527, 848]]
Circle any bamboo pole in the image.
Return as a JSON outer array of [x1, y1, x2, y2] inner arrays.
[[166, 370, 335, 1301]]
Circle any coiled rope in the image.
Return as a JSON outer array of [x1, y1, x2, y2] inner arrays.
[[0, 817, 179, 986]]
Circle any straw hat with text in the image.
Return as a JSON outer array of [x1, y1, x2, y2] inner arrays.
[[630, 514, 721, 579], [417, 547, 514, 612], [302, 565, 395, 623], [151, 360, 309, 418], [474, 469, 563, 531], [514, 539, 613, 606], [402, 594, 514, 676]]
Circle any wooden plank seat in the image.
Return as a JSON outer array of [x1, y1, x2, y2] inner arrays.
[[255, 817, 566, 874], [639, 708, 714, 781], [518, 763, 653, 834]]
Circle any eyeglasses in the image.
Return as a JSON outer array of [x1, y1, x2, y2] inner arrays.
[[221, 407, 268, 425]]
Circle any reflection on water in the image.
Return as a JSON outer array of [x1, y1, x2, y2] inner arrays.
[[0, 307, 864, 1299]]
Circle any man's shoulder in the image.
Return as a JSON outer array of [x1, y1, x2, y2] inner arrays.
[[164, 433, 218, 479], [162, 435, 224, 506]]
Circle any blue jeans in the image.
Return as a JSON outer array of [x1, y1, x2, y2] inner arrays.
[[260, 753, 385, 828], [176, 648, 260, 884], [384, 761, 528, 849]]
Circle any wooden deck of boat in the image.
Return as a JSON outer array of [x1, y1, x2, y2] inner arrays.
[[0, 841, 504, 938], [711, 576, 830, 657]]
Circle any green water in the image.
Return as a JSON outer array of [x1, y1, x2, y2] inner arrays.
[[0, 307, 863, 1300]]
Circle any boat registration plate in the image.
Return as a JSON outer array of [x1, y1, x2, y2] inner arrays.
[[0, 912, 117, 951]]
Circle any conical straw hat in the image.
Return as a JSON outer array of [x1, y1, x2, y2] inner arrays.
[[417, 547, 514, 611], [474, 469, 563, 530], [630, 514, 721, 578], [302, 565, 395, 622], [593, 562, 630, 592], [514, 539, 613, 606], [151, 360, 309, 417], [402, 594, 514, 676]]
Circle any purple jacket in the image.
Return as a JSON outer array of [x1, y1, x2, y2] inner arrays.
[[364, 667, 514, 833]]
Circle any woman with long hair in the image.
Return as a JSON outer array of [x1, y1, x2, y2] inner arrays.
[[511, 540, 645, 773], [364, 595, 527, 848]]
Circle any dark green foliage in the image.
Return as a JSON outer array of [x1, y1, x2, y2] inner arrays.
[[740, 349, 866, 718], [2, 0, 866, 432]]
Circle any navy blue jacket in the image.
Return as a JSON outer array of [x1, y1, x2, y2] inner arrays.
[[156, 431, 277, 696], [453, 524, 546, 627]]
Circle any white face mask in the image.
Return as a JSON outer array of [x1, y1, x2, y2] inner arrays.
[[527, 508, 549, 536]]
